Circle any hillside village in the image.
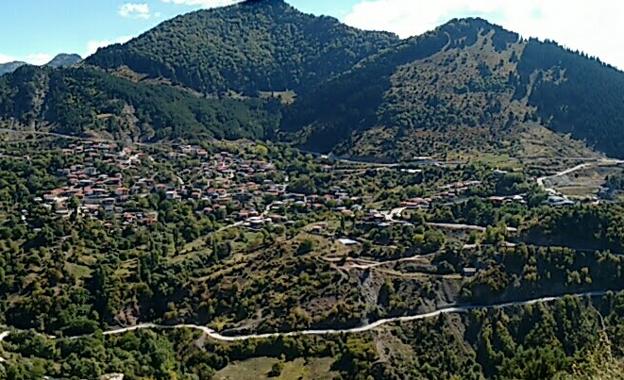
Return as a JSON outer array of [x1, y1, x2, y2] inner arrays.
[[27, 136, 613, 247]]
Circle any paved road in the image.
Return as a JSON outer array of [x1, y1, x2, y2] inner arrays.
[[97, 290, 616, 341], [0, 290, 609, 348], [331, 253, 436, 271], [427, 222, 517, 233], [537, 158, 624, 190], [382, 210, 520, 234]]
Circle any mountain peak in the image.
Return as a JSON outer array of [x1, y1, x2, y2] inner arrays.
[[439, 16, 517, 36], [47, 53, 82, 68], [241, 0, 288, 5], [445, 16, 498, 26], [87, 1, 398, 95], [0, 53, 82, 76], [0, 61, 27, 76]]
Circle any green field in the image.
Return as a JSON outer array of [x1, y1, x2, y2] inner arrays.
[[214, 357, 337, 380]]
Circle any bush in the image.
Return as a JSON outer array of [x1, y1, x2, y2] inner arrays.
[[268, 361, 284, 377]]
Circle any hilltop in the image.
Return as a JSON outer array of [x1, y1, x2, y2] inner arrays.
[[87, 0, 398, 96], [46, 53, 82, 68], [283, 18, 624, 160]]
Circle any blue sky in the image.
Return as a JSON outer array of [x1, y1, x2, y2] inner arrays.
[[1, 0, 623, 69]]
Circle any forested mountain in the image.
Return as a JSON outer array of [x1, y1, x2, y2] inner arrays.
[[0, 65, 279, 141], [1, 1, 624, 160], [87, 0, 398, 96], [283, 18, 624, 160], [283, 18, 526, 157]]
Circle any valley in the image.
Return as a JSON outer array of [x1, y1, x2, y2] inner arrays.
[[2, 0, 624, 379]]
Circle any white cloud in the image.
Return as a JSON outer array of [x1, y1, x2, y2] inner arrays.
[[0, 52, 52, 65], [119, 3, 152, 19], [161, 0, 242, 8], [0, 54, 17, 64], [344, 0, 624, 69], [85, 35, 134, 57], [25, 53, 53, 66]]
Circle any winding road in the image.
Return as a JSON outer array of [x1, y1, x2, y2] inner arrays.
[[59, 291, 620, 342], [94, 291, 619, 341], [0, 290, 615, 355]]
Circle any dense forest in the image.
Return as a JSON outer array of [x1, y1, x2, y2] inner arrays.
[[87, 0, 398, 96], [517, 39, 624, 158], [0, 65, 281, 141]]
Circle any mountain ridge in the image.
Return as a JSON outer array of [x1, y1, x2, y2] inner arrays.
[[86, 0, 398, 96], [0, 2, 623, 160]]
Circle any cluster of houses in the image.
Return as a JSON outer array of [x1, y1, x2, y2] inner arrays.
[[38, 143, 286, 225], [37, 142, 370, 228], [38, 142, 151, 223], [435, 180, 482, 201], [36, 141, 582, 233]]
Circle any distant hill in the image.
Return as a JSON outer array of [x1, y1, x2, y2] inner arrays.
[[0, 53, 82, 77], [46, 53, 82, 68], [0, 61, 26, 76], [87, 0, 398, 96]]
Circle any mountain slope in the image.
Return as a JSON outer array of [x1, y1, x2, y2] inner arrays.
[[0, 65, 280, 141], [87, 0, 398, 96], [516, 41, 624, 158], [0, 61, 26, 76], [283, 18, 624, 160], [1, 5, 623, 161]]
